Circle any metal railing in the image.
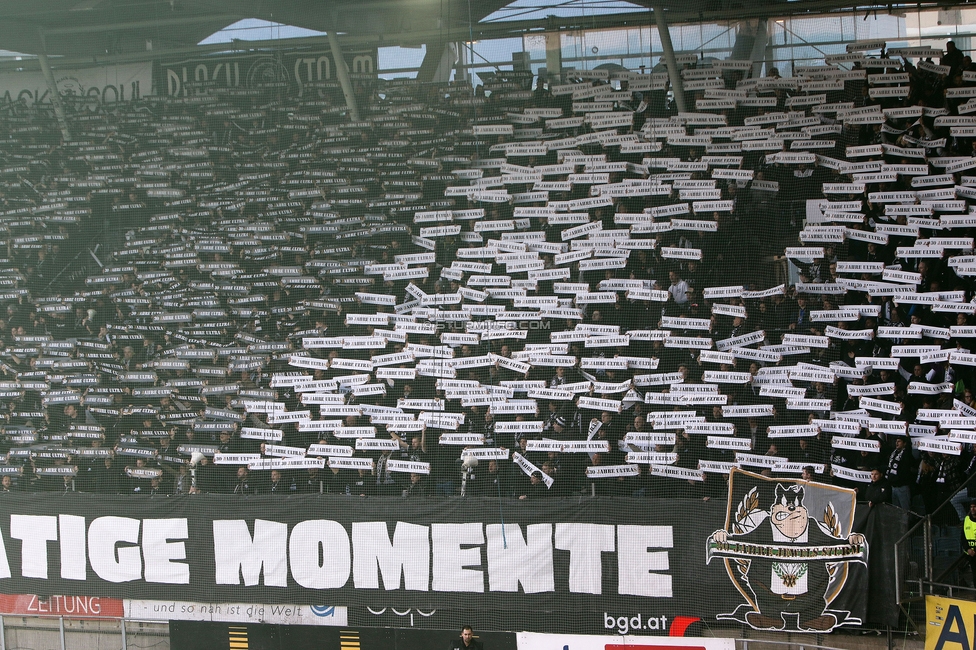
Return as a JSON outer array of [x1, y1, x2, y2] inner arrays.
[[737, 638, 900, 650], [0, 616, 169, 650], [894, 469, 976, 623], [739, 640, 876, 650]]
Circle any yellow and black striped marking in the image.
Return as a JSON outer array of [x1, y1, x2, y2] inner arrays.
[[228, 625, 248, 650], [339, 629, 361, 650]]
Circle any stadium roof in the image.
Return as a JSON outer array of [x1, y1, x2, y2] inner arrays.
[[5, 0, 507, 58], [0, 0, 948, 62]]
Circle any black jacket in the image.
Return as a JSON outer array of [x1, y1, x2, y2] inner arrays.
[[861, 478, 892, 506], [450, 640, 484, 650], [886, 447, 917, 488]]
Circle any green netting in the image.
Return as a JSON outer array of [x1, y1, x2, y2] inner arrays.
[[0, 26, 956, 635]]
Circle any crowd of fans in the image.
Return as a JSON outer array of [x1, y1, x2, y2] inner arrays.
[[0, 40, 974, 519]]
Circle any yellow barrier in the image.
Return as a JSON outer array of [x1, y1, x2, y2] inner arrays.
[[926, 595, 976, 650]]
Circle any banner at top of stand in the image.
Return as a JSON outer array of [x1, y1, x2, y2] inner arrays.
[[161, 48, 378, 98], [0, 63, 150, 106]]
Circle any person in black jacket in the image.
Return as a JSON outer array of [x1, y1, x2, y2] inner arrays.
[[886, 436, 917, 511], [475, 460, 510, 497], [402, 472, 429, 498], [942, 41, 965, 76], [193, 456, 218, 494], [517, 471, 547, 500], [233, 467, 257, 495], [449, 625, 483, 650], [267, 469, 291, 495], [861, 468, 892, 507], [94, 457, 122, 494]]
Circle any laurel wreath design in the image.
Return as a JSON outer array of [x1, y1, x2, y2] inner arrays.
[[733, 486, 760, 534], [773, 562, 808, 587], [731, 486, 762, 576], [823, 502, 840, 536], [823, 501, 842, 579]]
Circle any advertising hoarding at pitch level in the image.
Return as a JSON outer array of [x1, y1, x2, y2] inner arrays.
[[517, 633, 736, 650], [169, 622, 516, 650], [925, 595, 976, 650], [125, 600, 347, 625], [169, 625, 734, 650], [0, 594, 122, 619], [0, 594, 346, 626]]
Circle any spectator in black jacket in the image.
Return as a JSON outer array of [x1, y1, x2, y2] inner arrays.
[[942, 41, 965, 76], [886, 437, 917, 511], [94, 457, 122, 494], [233, 467, 257, 495], [860, 468, 892, 507], [402, 472, 430, 498], [518, 471, 547, 500]]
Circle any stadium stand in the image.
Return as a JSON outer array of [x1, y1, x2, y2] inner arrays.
[[0, 40, 971, 524]]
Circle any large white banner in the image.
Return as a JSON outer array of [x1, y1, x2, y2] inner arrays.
[[0, 62, 150, 105]]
